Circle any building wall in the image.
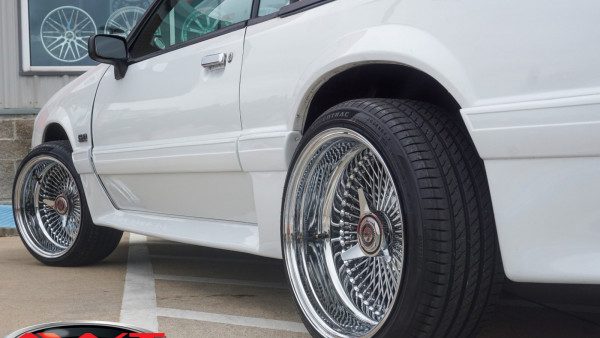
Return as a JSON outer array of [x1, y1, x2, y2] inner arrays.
[[0, 0, 77, 112], [0, 115, 34, 203], [0, 0, 76, 202]]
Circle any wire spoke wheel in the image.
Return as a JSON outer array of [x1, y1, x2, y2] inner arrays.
[[283, 128, 405, 337], [105, 6, 146, 37], [14, 156, 82, 258], [40, 6, 97, 63]]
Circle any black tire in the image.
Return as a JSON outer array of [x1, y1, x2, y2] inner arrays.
[[13, 141, 123, 266], [282, 99, 503, 337]]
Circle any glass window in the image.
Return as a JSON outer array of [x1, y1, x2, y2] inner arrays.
[[130, 0, 252, 58], [20, 0, 152, 73], [258, 0, 290, 16]]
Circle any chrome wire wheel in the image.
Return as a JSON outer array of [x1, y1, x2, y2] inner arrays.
[[14, 155, 82, 259], [284, 128, 405, 337]]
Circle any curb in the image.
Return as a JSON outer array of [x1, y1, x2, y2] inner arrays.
[[0, 228, 18, 237]]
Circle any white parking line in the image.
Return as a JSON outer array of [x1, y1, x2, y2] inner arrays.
[[156, 307, 309, 333], [154, 274, 287, 289], [120, 234, 159, 331]]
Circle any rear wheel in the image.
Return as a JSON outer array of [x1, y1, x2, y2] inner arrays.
[[282, 99, 502, 337], [13, 141, 123, 266]]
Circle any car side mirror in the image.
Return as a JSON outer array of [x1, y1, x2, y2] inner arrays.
[[88, 34, 129, 80]]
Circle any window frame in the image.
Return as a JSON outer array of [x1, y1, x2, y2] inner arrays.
[[125, 0, 333, 63]]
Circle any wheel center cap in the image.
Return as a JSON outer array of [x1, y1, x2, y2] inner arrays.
[[65, 31, 75, 40], [357, 214, 383, 256], [54, 196, 69, 215]]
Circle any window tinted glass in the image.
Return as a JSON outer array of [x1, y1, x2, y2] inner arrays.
[[131, 0, 252, 58], [258, 0, 290, 16]]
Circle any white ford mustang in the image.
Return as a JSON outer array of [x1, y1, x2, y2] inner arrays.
[[12, 0, 600, 336]]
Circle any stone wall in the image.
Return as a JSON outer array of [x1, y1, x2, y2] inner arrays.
[[0, 115, 35, 203]]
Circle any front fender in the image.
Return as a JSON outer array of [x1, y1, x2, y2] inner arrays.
[[33, 65, 110, 173]]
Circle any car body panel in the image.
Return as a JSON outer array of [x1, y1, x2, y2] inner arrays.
[[32, 64, 110, 174], [31, 0, 600, 281], [91, 28, 256, 223]]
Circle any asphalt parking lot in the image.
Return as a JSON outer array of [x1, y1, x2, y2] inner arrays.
[[1, 233, 600, 337]]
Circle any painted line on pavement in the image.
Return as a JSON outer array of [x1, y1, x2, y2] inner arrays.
[[156, 307, 308, 333], [120, 234, 159, 331], [154, 274, 287, 289]]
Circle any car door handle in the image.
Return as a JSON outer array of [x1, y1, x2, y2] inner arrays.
[[201, 53, 227, 69]]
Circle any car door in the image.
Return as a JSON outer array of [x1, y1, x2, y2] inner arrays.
[[92, 0, 257, 223]]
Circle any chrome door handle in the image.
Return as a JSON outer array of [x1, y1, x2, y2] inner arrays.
[[201, 53, 227, 69]]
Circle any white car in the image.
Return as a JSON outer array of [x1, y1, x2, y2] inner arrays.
[[12, 0, 600, 336]]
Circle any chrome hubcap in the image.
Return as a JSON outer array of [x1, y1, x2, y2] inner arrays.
[[357, 214, 384, 256], [53, 195, 70, 215], [284, 128, 405, 337], [14, 156, 82, 258]]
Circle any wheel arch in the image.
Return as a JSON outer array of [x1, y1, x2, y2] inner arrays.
[[300, 63, 463, 134], [289, 25, 477, 135], [43, 123, 70, 143]]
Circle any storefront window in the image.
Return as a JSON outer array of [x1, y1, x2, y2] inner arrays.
[[20, 0, 152, 74]]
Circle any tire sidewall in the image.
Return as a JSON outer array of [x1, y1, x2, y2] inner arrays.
[[282, 105, 427, 337]]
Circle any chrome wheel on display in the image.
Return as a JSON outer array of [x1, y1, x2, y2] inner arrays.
[[14, 156, 81, 259], [283, 128, 405, 337], [105, 6, 146, 37], [40, 6, 97, 62]]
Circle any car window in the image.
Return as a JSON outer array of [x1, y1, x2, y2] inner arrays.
[[130, 0, 252, 58], [258, 0, 291, 16]]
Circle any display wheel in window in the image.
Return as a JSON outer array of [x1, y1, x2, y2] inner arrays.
[[40, 6, 98, 63], [105, 6, 146, 37], [181, 11, 221, 42]]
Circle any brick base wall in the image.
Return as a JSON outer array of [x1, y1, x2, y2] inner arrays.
[[0, 115, 35, 203]]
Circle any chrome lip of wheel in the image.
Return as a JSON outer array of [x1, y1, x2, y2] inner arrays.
[[284, 128, 405, 337], [14, 155, 82, 259]]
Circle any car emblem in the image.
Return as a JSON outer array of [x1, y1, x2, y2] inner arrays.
[[6, 321, 164, 338]]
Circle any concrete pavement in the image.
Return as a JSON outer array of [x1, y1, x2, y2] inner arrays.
[[1, 234, 599, 337]]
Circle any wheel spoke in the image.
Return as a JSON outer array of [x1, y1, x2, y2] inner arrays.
[[341, 244, 366, 261], [357, 188, 371, 218], [42, 199, 55, 208]]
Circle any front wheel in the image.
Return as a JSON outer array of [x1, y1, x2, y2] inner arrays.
[[282, 99, 502, 337], [13, 141, 123, 266]]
